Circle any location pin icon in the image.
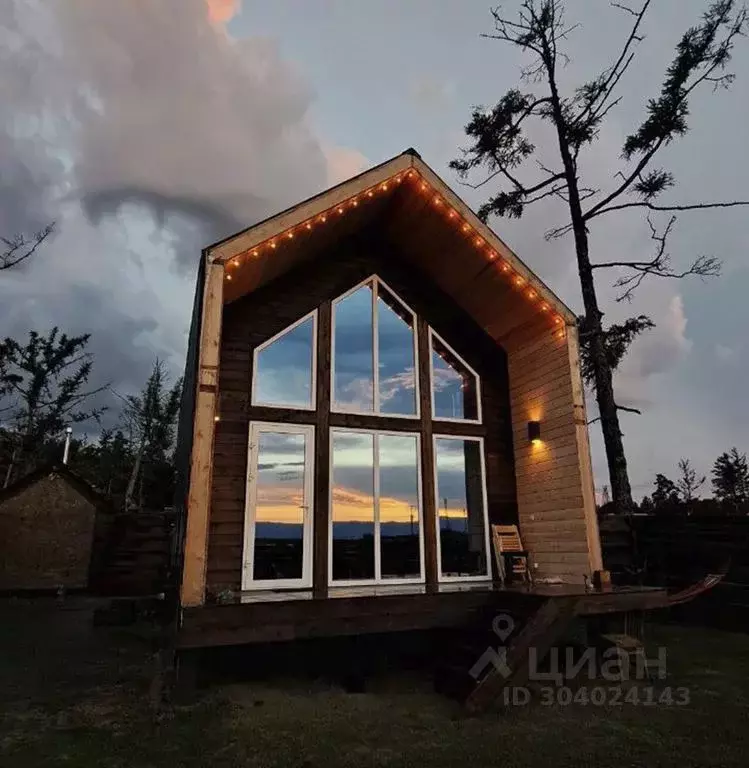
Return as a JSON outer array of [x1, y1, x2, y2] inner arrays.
[[492, 613, 514, 641]]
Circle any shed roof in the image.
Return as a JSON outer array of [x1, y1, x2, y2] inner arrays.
[[0, 463, 113, 512], [205, 149, 575, 345]]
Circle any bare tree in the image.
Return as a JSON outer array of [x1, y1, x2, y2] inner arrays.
[[676, 458, 705, 506], [1, 224, 55, 271], [452, 0, 748, 513]]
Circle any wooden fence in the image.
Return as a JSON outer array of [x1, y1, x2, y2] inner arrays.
[[599, 513, 749, 632]]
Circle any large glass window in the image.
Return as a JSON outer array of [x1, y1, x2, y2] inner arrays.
[[332, 278, 418, 417], [330, 429, 422, 584], [252, 312, 316, 409], [434, 436, 489, 580], [430, 330, 480, 422], [242, 423, 314, 589]]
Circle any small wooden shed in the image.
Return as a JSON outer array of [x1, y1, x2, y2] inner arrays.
[[0, 464, 111, 592], [173, 149, 606, 649]]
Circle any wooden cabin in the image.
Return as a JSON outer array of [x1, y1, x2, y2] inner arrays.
[[0, 463, 111, 592], [173, 149, 615, 653]]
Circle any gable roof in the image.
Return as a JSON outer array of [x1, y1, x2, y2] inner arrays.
[[0, 463, 114, 512], [205, 149, 576, 345]]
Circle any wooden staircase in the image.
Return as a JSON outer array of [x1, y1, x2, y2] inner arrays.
[[433, 596, 583, 713]]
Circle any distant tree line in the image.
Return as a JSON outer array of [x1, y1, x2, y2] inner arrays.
[[0, 326, 182, 512], [599, 450, 749, 517]]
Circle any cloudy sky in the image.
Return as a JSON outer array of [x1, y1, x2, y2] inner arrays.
[[2, 0, 747, 498]]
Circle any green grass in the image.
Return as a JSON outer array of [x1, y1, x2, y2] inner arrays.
[[2, 600, 749, 767]]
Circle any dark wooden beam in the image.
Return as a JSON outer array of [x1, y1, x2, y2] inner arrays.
[[417, 316, 438, 593], [313, 301, 332, 599]]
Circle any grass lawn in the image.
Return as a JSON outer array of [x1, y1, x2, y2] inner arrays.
[[1, 598, 748, 767]]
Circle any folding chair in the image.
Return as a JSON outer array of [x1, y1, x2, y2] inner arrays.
[[492, 524, 532, 587]]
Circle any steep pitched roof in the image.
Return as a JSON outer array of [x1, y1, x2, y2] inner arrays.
[[205, 149, 575, 345]]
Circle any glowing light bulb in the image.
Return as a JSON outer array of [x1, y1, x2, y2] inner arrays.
[[540, 303, 549, 312], [554, 316, 563, 324], [514, 275, 524, 286], [367, 191, 374, 198], [270, 241, 277, 249], [305, 223, 312, 231], [287, 231, 294, 239], [381, 183, 388, 191], [337, 206, 344, 214], [251, 249, 259, 257], [474, 237, 483, 247], [406, 170, 414, 177], [420, 182, 427, 191], [231, 259, 239, 267], [448, 210, 457, 219], [462, 223, 470, 233], [320, 215, 327, 223], [501, 263, 510, 272], [433, 196, 442, 206], [352, 199, 358, 207], [527, 289, 536, 300], [395, 175, 403, 183], [488, 251, 497, 261], [225, 274, 232, 281]]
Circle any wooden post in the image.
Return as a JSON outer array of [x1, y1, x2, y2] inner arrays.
[[417, 317, 438, 593], [566, 323, 604, 574], [313, 301, 332, 598], [180, 259, 224, 608]]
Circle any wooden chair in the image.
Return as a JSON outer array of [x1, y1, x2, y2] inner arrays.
[[492, 524, 532, 587]]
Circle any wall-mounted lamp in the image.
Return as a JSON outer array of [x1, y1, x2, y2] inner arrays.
[[528, 420, 541, 443]]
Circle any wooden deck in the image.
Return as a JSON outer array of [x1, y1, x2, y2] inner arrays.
[[177, 583, 668, 650]]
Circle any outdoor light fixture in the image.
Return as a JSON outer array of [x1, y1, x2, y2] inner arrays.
[[528, 420, 541, 443]]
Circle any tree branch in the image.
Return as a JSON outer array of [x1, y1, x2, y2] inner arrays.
[[587, 198, 749, 219], [588, 404, 642, 425], [1, 224, 55, 271]]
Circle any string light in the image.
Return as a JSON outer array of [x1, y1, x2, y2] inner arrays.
[[214, 415, 220, 422], [221, 167, 563, 335]]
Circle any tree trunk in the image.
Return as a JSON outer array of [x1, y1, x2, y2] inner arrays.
[[544, 46, 635, 515], [124, 445, 144, 512]]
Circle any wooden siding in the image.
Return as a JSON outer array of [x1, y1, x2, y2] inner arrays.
[[504, 320, 601, 582], [206, 230, 517, 595]]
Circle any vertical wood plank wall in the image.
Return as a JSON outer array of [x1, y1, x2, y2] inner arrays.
[[504, 320, 602, 582]]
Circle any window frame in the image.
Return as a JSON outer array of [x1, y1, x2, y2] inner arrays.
[[328, 426, 425, 588], [250, 309, 318, 411], [432, 433, 492, 584], [428, 328, 482, 425], [241, 421, 316, 591], [330, 275, 421, 420]]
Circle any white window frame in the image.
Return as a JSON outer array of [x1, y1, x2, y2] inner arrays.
[[433, 434, 492, 584], [331, 275, 420, 419], [428, 328, 482, 424], [328, 427, 425, 587], [241, 421, 315, 591], [251, 310, 318, 411]]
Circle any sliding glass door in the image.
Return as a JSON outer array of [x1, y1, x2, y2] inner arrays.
[[242, 422, 314, 590]]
